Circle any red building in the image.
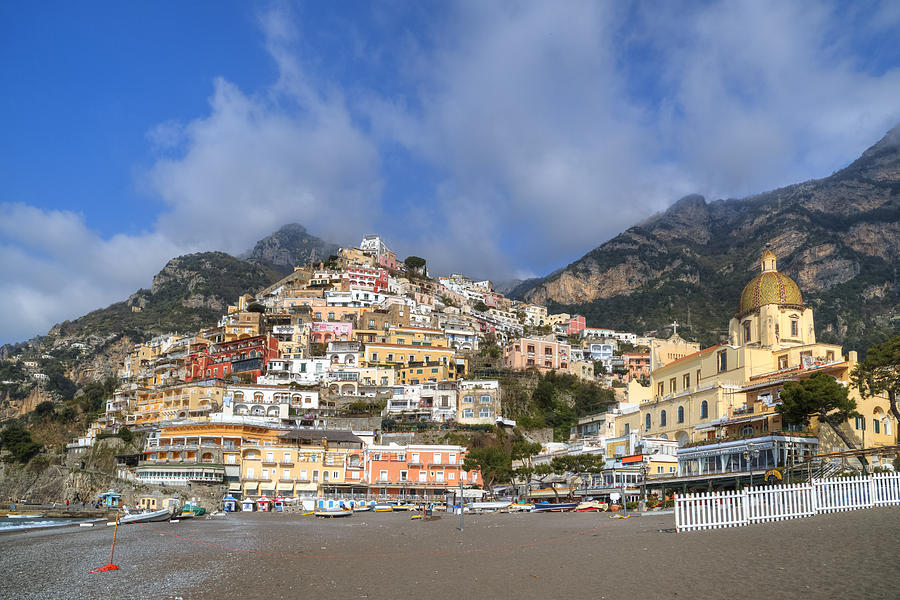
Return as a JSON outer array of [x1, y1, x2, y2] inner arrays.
[[185, 335, 279, 383], [343, 266, 389, 293], [567, 315, 586, 335]]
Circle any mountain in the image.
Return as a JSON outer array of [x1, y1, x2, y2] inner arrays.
[[244, 223, 340, 275], [516, 125, 900, 351]]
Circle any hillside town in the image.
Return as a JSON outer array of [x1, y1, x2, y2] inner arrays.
[[2, 236, 890, 514]]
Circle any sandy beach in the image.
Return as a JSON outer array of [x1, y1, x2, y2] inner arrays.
[[1, 507, 898, 599]]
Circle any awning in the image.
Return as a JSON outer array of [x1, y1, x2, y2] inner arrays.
[[228, 482, 242, 491], [276, 483, 294, 491]]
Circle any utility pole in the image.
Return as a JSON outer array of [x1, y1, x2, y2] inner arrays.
[[458, 478, 464, 531]]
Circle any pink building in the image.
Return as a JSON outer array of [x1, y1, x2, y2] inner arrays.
[[503, 338, 570, 372], [377, 252, 400, 271], [309, 322, 353, 344], [567, 315, 586, 335]]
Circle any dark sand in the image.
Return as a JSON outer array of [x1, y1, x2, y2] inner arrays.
[[2, 508, 899, 599]]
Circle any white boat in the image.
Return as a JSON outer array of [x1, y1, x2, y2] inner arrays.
[[119, 508, 172, 524], [470, 501, 511, 512], [373, 504, 393, 512], [7, 513, 44, 519], [314, 509, 353, 518]]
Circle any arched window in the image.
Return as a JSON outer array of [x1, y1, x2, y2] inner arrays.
[[677, 406, 684, 423], [660, 410, 667, 427], [700, 401, 708, 419], [645, 413, 651, 430], [740, 425, 754, 436]]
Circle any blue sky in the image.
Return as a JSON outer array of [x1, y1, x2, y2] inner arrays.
[[2, 0, 900, 345]]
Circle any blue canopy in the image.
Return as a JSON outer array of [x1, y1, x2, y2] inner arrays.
[[223, 495, 238, 501]]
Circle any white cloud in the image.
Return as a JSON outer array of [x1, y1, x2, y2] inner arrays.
[[4, 1, 900, 344]]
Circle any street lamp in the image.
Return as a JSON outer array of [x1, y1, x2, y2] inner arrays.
[[743, 444, 760, 488]]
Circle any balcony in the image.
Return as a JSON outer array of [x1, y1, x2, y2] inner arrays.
[[279, 461, 294, 467], [262, 461, 277, 467]]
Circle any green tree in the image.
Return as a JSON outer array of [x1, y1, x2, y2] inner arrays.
[[777, 373, 867, 471], [463, 445, 513, 492], [852, 335, 900, 443], [403, 256, 426, 272], [118, 427, 133, 445], [0, 423, 43, 463], [473, 300, 488, 312]]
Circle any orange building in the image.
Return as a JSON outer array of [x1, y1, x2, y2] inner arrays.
[[365, 443, 480, 501]]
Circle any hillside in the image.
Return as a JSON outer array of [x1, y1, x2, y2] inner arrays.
[[516, 125, 900, 351]]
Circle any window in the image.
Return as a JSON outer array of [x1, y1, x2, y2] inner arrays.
[[657, 383, 664, 397], [462, 408, 474, 418], [855, 416, 864, 430], [371, 353, 378, 361], [433, 453, 442, 463], [717, 351, 727, 372], [480, 394, 492, 403], [740, 426, 754, 436], [700, 401, 708, 419], [677, 406, 684, 423], [669, 378, 676, 394], [410, 453, 419, 463], [683, 374, 690, 389], [696, 369, 701, 385], [463, 395, 474, 404], [328, 312, 335, 320], [645, 414, 651, 430], [874, 419, 881, 434], [624, 423, 630, 435], [400, 470, 408, 481], [312, 470, 319, 482], [479, 407, 491, 418], [660, 410, 667, 427], [778, 355, 788, 369], [449, 452, 456, 464]]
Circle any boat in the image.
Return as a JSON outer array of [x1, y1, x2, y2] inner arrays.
[[313, 509, 353, 518], [531, 502, 578, 512], [575, 501, 608, 512], [391, 502, 414, 511], [7, 513, 44, 519], [373, 504, 393, 512], [470, 501, 511, 512], [119, 508, 172, 524], [353, 505, 372, 512]]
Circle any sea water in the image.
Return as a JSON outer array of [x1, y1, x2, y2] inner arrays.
[[0, 516, 87, 532]]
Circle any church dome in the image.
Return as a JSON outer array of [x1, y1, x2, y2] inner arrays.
[[738, 251, 803, 316]]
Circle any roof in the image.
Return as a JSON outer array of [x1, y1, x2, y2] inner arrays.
[[278, 429, 363, 444], [737, 251, 803, 315]]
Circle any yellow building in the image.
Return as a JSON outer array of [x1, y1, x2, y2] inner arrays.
[[240, 430, 365, 498], [641, 250, 893, 456], [127, 381, 226, 427]]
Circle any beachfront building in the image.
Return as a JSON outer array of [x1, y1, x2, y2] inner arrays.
[[365, 443, 480, 501], [241, 430, 366, 499]]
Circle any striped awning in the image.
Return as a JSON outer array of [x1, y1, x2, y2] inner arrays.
[[228, 482, 242, 491]]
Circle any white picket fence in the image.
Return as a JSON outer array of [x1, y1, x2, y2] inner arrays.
[[675, 473, 900, 532]]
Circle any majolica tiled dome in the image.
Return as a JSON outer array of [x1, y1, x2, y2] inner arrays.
[[738, 251, 803, 315]]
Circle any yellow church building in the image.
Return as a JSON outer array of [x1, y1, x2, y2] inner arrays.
[[627, 250, 894, 479]]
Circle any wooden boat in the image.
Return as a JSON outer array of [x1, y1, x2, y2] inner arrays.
[[373, 504, 393, 512], [531, 502, 578, 512], [391, 503, 414, 511], [314, 509, 353, 518], [119, 508, 172, 524], [352, 505, 372, 512]]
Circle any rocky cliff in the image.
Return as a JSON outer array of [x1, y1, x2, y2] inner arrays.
[[244, 223, 340, 275], [518, 126, 900, 351]]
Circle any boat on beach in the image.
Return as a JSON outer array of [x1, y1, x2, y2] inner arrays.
[[7, 513, 44, 519], [119, 508, 172, 524], [373, 504, 393, 512], [314, 509, 353, 518], [531, 502, 578, 512]]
